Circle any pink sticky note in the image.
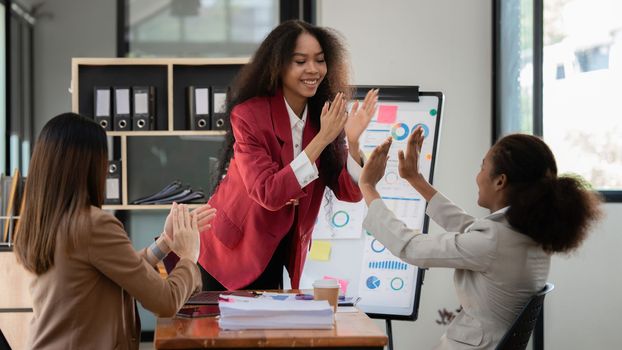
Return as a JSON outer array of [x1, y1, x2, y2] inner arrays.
[[323, 275, 349, 294], [377, 105, 398, 124]]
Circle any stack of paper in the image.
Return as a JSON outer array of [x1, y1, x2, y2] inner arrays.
[[218, 298, 334, 330]]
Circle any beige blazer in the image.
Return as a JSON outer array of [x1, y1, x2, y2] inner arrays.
[[27, 206, 201, 350], [363, 192, 550, 349]]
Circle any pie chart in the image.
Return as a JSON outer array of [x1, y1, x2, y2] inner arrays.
[[412, 123, 429, 137], [391, 123, 409, 141], [366, 276, 381, 289], [331, 210, 350, 228]]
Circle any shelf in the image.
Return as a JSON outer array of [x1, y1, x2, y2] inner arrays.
[[106, 130, 226, 137], [72, 58, 242, 211], [103, 204, 205, 211]]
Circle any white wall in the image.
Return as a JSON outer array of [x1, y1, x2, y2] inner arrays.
[[318, 1, 622, 350], [318, 1, 492, 349], [29, 0, 622, 348], [33, 0, 116, 136]]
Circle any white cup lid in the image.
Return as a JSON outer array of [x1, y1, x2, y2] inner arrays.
[[313, 279, 340, 288]]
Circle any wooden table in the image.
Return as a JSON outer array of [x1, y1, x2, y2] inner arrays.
[[155, 309, 388, 349]]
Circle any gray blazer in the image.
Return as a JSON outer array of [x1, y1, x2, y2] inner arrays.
[[363, 192, 550, 349]]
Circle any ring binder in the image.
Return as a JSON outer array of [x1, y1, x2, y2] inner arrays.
[[105, 160, 122, 204], [113, 87, 131, 131], [187, 86, 210, 130], [94, 87, 112, 130], [132, 86, 156, 130], [211, 87, 229, 130]]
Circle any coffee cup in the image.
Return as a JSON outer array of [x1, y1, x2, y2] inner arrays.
[[313, 279, 340, 312]]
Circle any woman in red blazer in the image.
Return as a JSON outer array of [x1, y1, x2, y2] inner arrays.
[[199, 20, 378, 290]]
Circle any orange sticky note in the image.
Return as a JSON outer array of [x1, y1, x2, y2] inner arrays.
[[377, 105, 398, 124]]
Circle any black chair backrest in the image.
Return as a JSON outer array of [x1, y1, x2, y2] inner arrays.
[[495, 283, 554, 350], [0, 328, 12, 350]]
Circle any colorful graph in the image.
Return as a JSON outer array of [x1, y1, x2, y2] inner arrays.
[[391, 123, 409, 141], [331, 210, 350, 228], [366, 276, 381, 289], [368, 260, 408, 270], [371, 239, 386, 253], [412, 123, 429, 137], [391, 277, 405, 291]]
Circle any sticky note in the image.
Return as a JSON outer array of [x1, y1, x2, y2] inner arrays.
[[309, 240, 331, 261], [324, 275, 349, 294], [377, 105, 398, 124]]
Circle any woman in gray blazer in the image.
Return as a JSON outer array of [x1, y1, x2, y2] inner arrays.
[[359, 129, 601, 349]]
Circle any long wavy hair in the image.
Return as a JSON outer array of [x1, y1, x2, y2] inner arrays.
[[490, 134, 602, 253], [15, 113, 108, 275], [212, 20, 352, 193]]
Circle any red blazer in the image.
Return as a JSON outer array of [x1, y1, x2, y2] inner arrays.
[[198, 91, 362, 290]]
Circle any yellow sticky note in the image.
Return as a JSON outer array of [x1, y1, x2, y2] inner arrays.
[[309, 240, 331, 261]]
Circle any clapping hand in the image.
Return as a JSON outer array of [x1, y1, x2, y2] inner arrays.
[[398, 126, 424, 182], [345, 89, 379, 144], [318, 92, 348, 145], [164, 203, 216, 243], [360, 137, 392, 188], [170, 203, 200, 263]]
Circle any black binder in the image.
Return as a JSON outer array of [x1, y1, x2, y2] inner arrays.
[[105, 160, 122, 204], [132, 86, 155, 130], [187, 86, 211, 130], [211, 87, 229, 130], [94, 86, 112, 130], [113, 87, 131, 131]]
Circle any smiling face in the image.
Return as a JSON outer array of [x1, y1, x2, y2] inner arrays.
[[281, 32, 327, 115]]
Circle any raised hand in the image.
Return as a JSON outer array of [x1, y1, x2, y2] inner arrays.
[[318, 92, 348, 145], [191, 203, 217, 233], [170, 203, 200, 263], [360, 137, 392, 188], [164, 203, 216, 241], [345, 89, 379, 144], [398, 126, 424, 183]]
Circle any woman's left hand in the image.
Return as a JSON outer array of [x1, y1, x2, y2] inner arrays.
[[360, 137, 392, 188], [345, 89, 379, 144], [164, 203, 216, 241]]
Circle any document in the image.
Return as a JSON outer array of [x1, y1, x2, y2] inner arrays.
[[218, 298, 334, 330]]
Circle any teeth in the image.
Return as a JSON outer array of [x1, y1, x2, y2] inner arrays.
[[303, 80, 318, 85]]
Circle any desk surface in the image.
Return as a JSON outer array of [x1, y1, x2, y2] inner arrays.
[[155, 309, 388, 349]]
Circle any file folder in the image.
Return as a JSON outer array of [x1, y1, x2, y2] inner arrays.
[[94, 87, 112, 130], [132, 86, 155, 130], [211, 87, 229, 130], [187, 86, 210, 130], [113, 87, 131, 131], [105, 160, 122, 204]]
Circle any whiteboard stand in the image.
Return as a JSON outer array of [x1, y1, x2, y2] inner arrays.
[[305, 86, 444, 348], [386, 319, 394, 350]]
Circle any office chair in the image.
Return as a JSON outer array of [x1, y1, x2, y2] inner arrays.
[[495, 283, 554, 350]]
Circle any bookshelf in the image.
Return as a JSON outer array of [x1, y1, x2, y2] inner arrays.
[[71, 58, 247, 211]]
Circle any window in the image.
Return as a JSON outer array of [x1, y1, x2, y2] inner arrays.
[[122, 0, 279, 57], [1, 2, 5, 175], [495, 0, 622, 200]]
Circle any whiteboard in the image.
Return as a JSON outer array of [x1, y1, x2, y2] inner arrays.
[[302, 87, 443, 320]]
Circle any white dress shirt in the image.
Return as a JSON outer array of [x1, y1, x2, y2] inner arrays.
[[284, 97, 364, 188]]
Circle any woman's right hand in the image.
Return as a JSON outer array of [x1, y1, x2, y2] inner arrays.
[[318, 92, 348, 145], [398, 126, 424, 182], [170, 203, 200, 263]]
